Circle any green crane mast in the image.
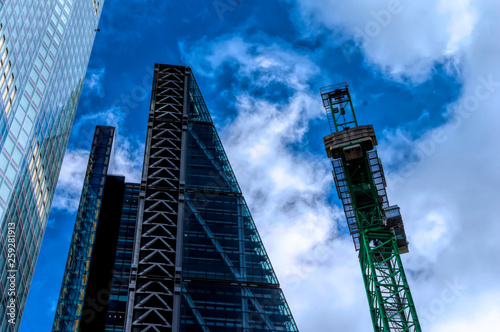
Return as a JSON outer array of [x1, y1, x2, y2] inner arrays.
[[321, 83, 421, 332]]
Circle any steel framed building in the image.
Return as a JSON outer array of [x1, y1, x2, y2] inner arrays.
[[125, 64, 298, 332], [51, 64, 299, 332], [52, 126, 140, 332]]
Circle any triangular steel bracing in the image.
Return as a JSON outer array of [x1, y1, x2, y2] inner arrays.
[[127, 65, 187, 331], [126, 64, 298, 332]]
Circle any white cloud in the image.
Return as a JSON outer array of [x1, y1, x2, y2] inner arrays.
[[430, 292, 500, 332], [51, 148, 88, 212], [285, 0, 500, 330], [377, 84, 500, 329], [183, 35, 375, 330], [83, 67, 106, 97], [182, 1, 500, 330], [108, 133, 144, 184], [291, 0, 477, 83]]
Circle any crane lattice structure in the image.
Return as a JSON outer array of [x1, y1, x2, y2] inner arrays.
[[321, 83, 421, 332]]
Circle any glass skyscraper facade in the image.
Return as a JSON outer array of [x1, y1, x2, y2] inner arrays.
[[0, 1, 105, 331], [52, 125, 140, 332], [53, 125, 114, 332], [52, 64, 298, 331], [126, 64, 298, 332]]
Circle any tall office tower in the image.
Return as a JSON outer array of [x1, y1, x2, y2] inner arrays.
[[125, 64, 298, 332], [0, 1, 105, 331], [52, 125, 140, 332]]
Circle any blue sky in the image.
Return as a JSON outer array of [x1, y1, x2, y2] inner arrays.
[[20, 0, 500, 331]]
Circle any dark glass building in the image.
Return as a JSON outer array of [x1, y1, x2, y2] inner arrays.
[[125, 64, 298, 332], [52, 126, 139, 332], [102, 183, 140, 331], [52, 65, 298, 332], [0, 1, 105, 331]]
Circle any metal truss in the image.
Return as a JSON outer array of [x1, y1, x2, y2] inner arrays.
[[126, 64, 190, 332], [359, 231, 420, 331], [126, 64, 298, 332], [340, 150, 421, 332]]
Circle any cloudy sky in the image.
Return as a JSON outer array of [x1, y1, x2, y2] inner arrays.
[[20, 0, 500, 331]]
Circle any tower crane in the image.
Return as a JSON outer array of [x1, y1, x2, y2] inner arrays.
[[321, 83, 421, 331]]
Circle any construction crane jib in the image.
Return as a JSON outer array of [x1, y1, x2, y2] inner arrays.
[[321, 83, 421, 332]]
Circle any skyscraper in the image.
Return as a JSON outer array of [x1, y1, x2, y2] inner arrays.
[[52, 64, 298, 332], [0, 1, 105, 331], [52, 125, 140, 332], [125, 64, 298, 331]]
